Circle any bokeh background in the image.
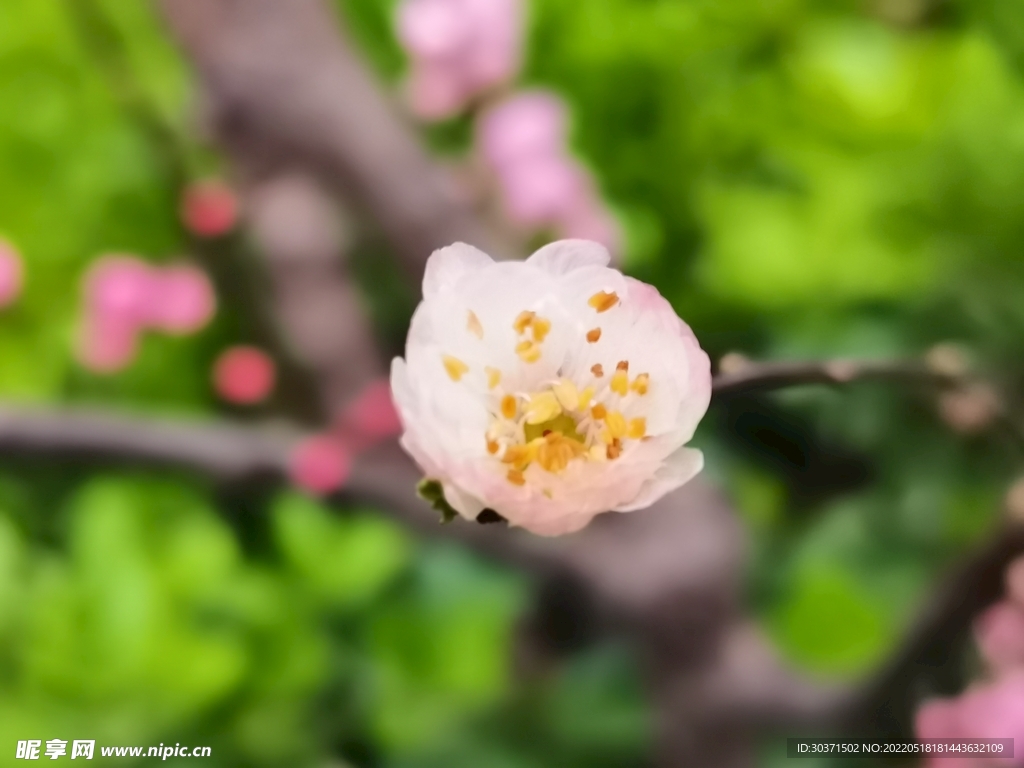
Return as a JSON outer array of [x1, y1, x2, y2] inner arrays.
[[2, 0, 1024, 765]]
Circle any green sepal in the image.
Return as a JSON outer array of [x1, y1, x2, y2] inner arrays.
[[416, 479, 459, 524]]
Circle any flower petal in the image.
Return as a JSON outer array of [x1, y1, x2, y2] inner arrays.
[[422, 242, 494, 298], [613, 447, 704, 512], [526, 239, 611, 275]]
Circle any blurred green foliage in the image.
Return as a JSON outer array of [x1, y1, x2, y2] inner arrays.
[[3, 0, 1024, 764]]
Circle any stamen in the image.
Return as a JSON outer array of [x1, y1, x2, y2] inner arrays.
[[607, 440, 623, 460], [586, 328, 601, 343], [631, 373, 649, 395], [513, 310, 535, 334], [442, 355, 469, 381], [591, 403, 607, 420], [531, 316, 551, 343], [591, 363, 604, 378], [507, 469, 526, 486], [502, 444, 531, 470], [516, 340, 542, 363], [467, 310, 484, 339], [525, 392, 562, 424], [627, 417, 647, 439], [578, 386, 594, 410], [616, 360, 629, 372], [588, 291, 619, 313], [605, 410, 627, 439], [486, 439, 500, 454], [537, 437, 576, 474], [552, 379, 580, 411], [486, 367, 502, 390], [610, 367, 629, 396], [588, 444, 607, 461], [501, 394, 517, 419]]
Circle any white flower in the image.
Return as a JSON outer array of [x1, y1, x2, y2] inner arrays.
[[390, 239, 712, 536]]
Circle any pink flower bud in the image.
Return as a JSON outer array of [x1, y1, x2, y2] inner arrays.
[[146, 265, 216, 334], [290, 435, 352, 495], [84, 255, 155, 325], [213, 346, 277, 405], [181, 179, 239, 238], [477, 92, 567, 170], [397, 0, 469, 59], [0, 240, 24, 308], [499, 156, 585, 226]]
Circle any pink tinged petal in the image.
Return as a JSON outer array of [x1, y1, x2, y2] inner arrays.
[[442, 479, 486, 520], [613, 447, 704, 512], [146, 265, 216, 334], [84, 255, 155, 325], [396, 0, 471, 59], [477, 91, 568, 170], [290, 435, 352, 495], [76, 313, 140, 373], [181, 179, 239, 238], [422, 242, 494, 298], [516, 512, 596, 537], [339, 378, 403, 441], [526, 239, 611, 275], [916, 698, 963, 739], [213, 345, 276, 404], [0, 240, 24, 307]]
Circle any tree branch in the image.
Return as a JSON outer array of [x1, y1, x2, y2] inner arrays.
[[712, 359, 959, 398]]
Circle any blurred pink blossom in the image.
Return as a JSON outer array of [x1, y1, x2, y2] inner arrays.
[[78, 255, 216, 373], [213, 346, 276, 405], [76, 313, 140, 374], [916, 673, 1024, 767], [397, 0, 522, 120], [477, 91, 566, 170], [181, 179, 239, 238], [145, 265, 216, 335], [975, 601, 1024, 671], [337, 378, 402, 447], [290, 435, 352, 495], [476, 92, 621, 254], [0, 239, 24, 308]]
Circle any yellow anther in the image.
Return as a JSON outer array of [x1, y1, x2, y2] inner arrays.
[[627, 417, 647, 440], [502, 444, 531, 470], [531, 316, 551, 343], [591, 363, 604, 378], [588, 291, 619, 313], [607, 440, 623, 460], [605, 410, 627, 439], [501, 394, 517, 420], [578, 386, 594, 410], [616, 360, 629, 372], [467, 310, 483, 339], [507, 469, 526, 486], [516, 339, 542, 363], [610, 369, 629, 396], [631, 373, 649, 395], [586, 328, 601, 343], [552, 379, 580, 411], [536, 433, 585, 474], [442, 355, 469, 382], [591, 403, 607, 420], [486, 367, 502, 390], [599, 428, 613, 445], [588, 444, 607, 462], [513, 310, 536, 334], [486, 439, 500, 455], [525, 392, 562, 424]]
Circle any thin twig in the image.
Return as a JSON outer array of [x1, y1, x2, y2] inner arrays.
[[712, 359, 959, 398]]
